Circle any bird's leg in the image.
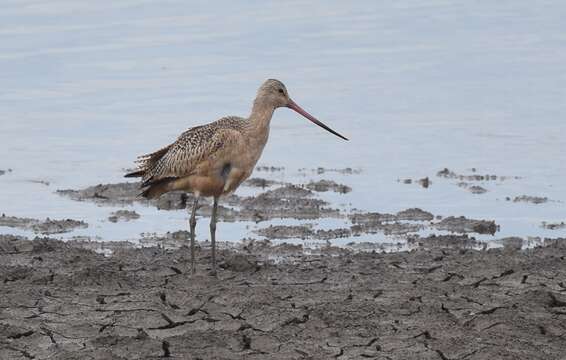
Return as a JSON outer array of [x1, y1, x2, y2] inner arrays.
[[189, 197, 199, 274], [210, 196, 219, 276]]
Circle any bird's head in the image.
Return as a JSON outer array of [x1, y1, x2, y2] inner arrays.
[[255, 79, 348, 141], [256, 79, 290, 108]]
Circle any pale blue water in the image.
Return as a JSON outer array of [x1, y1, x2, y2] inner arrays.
[[1, 1, 566, 245]]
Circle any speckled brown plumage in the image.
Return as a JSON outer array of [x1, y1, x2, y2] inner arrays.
[[130, 116, 248, 190]]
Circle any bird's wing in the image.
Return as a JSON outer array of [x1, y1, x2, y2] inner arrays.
[[136, 118, 244, 186]]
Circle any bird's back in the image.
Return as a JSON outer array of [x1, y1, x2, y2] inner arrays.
[[126, 116, 248, 197]]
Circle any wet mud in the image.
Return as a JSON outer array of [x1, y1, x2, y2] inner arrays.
[[2, 235, 566, 359], [0, 214, 87, 235]]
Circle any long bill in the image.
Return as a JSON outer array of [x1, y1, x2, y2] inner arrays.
[[287, 99, 349, 141]]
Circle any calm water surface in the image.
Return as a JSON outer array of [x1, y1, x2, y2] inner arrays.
[[1, 1, 566, 245]]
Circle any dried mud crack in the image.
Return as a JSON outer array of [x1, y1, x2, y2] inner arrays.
[[1, 235, 566, 359]]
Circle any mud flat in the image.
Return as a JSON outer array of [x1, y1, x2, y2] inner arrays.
[[1, 235, 566, 359]]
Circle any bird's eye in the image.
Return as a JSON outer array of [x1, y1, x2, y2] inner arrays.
[[278, 89, 285, 95]]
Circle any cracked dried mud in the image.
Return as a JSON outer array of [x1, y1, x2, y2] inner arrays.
[[2, 235, 566, 359]]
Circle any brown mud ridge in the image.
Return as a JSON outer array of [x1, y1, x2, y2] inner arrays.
[[2, 235, 566, 359], [0, 214, 87, 235], [56, 182, 498, 241]]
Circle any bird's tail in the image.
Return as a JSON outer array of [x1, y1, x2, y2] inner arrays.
[[125, 170, 145, 178]]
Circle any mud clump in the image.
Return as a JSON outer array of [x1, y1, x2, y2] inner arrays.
[[256, 225, 314, 239], [469, 185, 488, 194], [350, 208, 434, 224], [349, 212, 397, 224], [349, 213, 423, 236], [255, 165, 284, 172], [243, 177, 283, 188], [256, 225, 352, 240], [57, 182, 190, 210], [315, 228, 351, 240], [300, 167, 362, 175], [395, 208, 434, 221], [399, 177, 431, 188], [57, 182, 141, 205], [436, 168, 521, 195], [139, 230, 190, 247], [436, 167, 510, 181], [435, 216, 498, 235], [351, 222, 423, 236], [418, 177, 430, 188], [348, 208, 434, 236], [541, 221, 566, 230], [0, 214, 87, 234], [305, 179, 351, 193], [513, 195, 549, 204], [408, 234, 482, 249], [1, 237, 566, 359], [236, 185, 340, 221], [108, 210, 140, 223], [497, 237, 524, 251], [458, 182, 488, 194], [543, 237, 566, 248]]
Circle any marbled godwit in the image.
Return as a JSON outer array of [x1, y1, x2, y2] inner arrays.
[[126, 79, 348, 274]]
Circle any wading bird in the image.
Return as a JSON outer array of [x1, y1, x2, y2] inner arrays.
[[126, 79, 348, 274]]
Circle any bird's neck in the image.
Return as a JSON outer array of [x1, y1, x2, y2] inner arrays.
[[248, 100, 275, 137]]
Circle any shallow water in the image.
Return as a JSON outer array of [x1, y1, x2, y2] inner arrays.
[[1, 1, 566, 244]]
